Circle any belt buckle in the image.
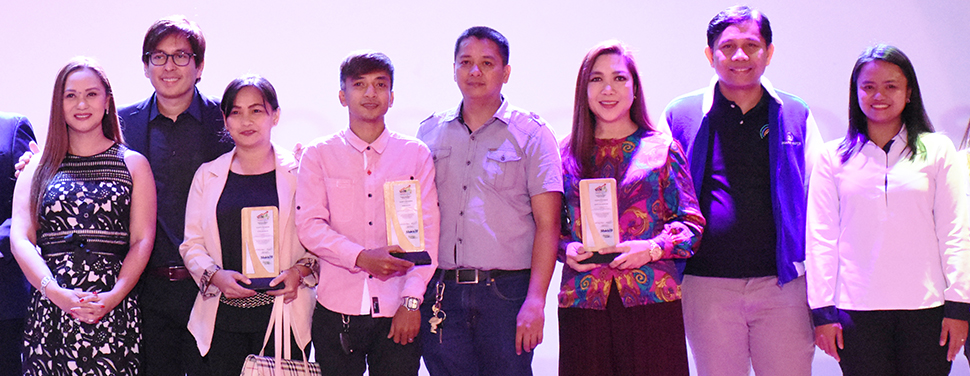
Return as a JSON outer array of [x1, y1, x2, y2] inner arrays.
[[455, 269, 479, 284], [166, 266, 184, 282]]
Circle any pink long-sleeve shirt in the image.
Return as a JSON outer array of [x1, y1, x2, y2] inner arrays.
[[296, 128, 439, 317]]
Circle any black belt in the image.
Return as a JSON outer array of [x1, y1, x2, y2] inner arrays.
[[440, 268, 531, 284], [41, 234, 124, 271], [147, 265, 192, 282]]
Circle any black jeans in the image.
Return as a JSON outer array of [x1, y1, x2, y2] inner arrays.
[[312, 304, 419, 376]]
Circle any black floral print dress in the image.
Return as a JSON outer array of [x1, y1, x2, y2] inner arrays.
[[23, 143, 140, 375]]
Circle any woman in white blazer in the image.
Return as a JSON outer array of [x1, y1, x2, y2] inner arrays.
[[179, 75, 316, 375]]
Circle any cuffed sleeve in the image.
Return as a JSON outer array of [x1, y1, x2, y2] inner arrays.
[[199, 264, 221, 297], [811, 306, 840, 327]]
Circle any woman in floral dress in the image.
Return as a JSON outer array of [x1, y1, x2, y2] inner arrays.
[[11, 57, 156, 375]]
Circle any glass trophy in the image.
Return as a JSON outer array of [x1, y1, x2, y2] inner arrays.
[[579, 178, 621, 264], [384, 180, 432, 265]]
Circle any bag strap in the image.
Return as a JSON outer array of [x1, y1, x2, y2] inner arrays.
[[258, 296, 286, 373], [260, 295, 316, 374], [281, 298, 314, 373]]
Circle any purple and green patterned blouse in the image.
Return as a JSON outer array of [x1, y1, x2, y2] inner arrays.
[[559, 129, 705, 309]]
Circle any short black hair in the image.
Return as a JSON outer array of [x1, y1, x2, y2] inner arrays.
[[454, 26, 509, 65], [221, 75, 280, 116], [707, 6, 772, 49], [142, 15, 206, 69], [339, 51, 394, 91]]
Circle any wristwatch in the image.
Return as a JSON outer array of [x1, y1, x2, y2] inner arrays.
[[403, 296, 420, 311], [649, 240, 663, 261]]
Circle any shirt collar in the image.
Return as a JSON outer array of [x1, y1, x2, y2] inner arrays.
[[868, 126, 908, 152], [702, 76, 782, 115], [343, 127, 390, 154], [451, 96, 510, 130], [148, 87, 203, 122]]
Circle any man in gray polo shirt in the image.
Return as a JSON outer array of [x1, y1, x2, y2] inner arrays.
[[416, 26, 562, 376]]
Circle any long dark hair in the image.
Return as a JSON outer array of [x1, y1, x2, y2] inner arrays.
[[565, 40, 653, 178], [31, 57, 122, 221], [839, 44, 932, 164]]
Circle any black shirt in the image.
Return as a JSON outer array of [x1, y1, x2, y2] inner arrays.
[[215, 170, 278, 331], [125, 91, 234, 269], [686, 85, 777, 278]]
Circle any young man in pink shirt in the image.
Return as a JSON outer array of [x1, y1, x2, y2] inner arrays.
[[295, 51, 439, 376]]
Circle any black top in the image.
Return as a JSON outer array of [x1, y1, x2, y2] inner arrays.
[[215, 170, 278, 332], [119, 90, 234, 269], [38, 144, 133, 292], [686, 86, 777, 278], [217, 171, 279, 274]]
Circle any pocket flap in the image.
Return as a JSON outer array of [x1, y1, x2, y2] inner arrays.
[[432, 147, 451, 161], [486, 149, 521, 163]]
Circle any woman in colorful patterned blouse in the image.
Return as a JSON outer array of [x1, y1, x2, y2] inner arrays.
[[558, 40, 705, 376]]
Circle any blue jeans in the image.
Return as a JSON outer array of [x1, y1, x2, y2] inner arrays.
[[420, 270, 533, 376]]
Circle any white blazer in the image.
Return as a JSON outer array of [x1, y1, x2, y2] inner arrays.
[[180, 144, 315, 356]]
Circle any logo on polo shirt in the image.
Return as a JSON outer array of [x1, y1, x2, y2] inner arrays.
[[781, 131, 803, 146]]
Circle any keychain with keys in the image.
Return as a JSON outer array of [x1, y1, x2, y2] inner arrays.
[[339, 314, 353, 354], [428, 281, 447, 343]]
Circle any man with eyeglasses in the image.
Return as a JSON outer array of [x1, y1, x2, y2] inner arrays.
[[118, 15, 233, 376]]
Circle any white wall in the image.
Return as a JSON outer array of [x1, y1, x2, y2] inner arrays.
[[3, 0, 969, 149], [5, 2, 970, 374]]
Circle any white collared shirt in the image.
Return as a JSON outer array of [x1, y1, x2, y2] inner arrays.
[[807, 129, 970, 311]]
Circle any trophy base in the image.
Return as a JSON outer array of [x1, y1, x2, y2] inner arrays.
[[578, 252, 618, 264], [238, 277, 285, 291], [391, 251, 432, 265]]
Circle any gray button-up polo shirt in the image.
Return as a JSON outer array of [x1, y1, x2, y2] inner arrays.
[[417, 99, 563, 270]]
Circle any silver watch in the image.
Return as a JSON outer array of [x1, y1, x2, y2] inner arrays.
[[403, 296, 420, 311]]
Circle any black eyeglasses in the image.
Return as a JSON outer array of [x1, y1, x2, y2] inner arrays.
[[145, 51, 196, 67]]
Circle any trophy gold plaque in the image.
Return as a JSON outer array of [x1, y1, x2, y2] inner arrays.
[[578, 178, 620, 264], [240, 206, 283, 290], [384, 180, 432, 265]]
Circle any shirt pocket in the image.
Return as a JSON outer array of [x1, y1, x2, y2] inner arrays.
[[324, 178, 356, 223], [431, 147, 452, 185], [484, 149, 523, 191]]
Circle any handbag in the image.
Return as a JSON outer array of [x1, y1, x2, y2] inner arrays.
[[240, 296, 321, 376]]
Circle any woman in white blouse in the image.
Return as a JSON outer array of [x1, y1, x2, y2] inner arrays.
[[180, 75, 317, 375], [806, 44, 970, 375]]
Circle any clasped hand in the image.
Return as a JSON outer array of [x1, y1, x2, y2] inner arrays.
[[267, 267, 306, 303], [212, 267, 306, 303], [565, 240, 659, 272], [49, 285, 116, 325], [211, 269, 257, 299]]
